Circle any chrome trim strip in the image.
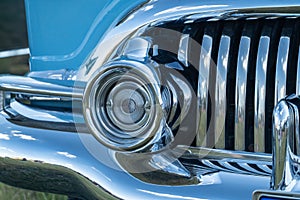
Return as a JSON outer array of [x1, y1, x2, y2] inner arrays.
[[0, 48, 29, 59], [221, 161, 247, 173], [239, 163, 267, 176], [258, 164, 272, 174], [254, 36, 270, 152], [0, 76, 83, 99], [215, 35, 230, 149], [178, 34, 190, 67], [197, 35, 213, 147], [235, 36, 251, 151], [202, 160, 225, 171], [274, 36, 289, 104], [175, 146, 272, 163], [9, 100, 76, 123]]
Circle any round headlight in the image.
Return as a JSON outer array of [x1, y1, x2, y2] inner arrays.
[[83, 60, 166, 151]]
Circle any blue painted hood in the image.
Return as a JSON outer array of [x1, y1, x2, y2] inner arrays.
[[25, 0, 147, 72]]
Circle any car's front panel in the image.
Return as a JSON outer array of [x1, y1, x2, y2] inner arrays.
[[2, 0, 300, 199]]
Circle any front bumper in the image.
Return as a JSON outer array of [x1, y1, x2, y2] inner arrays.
[[0, 112, 270, 200]]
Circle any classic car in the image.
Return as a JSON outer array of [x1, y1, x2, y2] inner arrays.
[[1, 0, 300, 199]]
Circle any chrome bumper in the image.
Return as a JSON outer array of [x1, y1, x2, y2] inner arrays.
[[0, 112, 270, 199]]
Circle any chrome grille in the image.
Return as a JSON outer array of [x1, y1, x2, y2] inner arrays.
[[191, 17, 300, 153]]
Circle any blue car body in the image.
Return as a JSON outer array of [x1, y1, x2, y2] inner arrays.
[[25, 0, 146, 71]]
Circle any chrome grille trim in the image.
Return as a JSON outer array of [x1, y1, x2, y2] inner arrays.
[[274, 36, 289, 104], [175, 146, 272, 163], [215, 35, 230, 149], [184, 159, 272, 176], [197, 35, 213, 147], [235, 36, 251, 150], [178, 34, 190, 67], [254, 36, 270, 153], [193, 16, 298, 153]]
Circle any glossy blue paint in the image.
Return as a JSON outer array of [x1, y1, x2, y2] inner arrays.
[[24, 0, 147, 71]]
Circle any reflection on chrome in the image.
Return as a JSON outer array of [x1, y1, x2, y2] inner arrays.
[[274, 36, 289, 104], [57, 152, 77, 159], [197, 35, 213, 147], [235, 36, 250, 150], [13, 134, 36, 141], [215, 35, 230, 149], [0, 75, 83, 99], [0, 48, 29, 59], [138, 189, 204, 200], [0, 133, 10, 141], [178, 34, 190, 67], [272, 98, 293, 190], [254, 36, 270, 153]]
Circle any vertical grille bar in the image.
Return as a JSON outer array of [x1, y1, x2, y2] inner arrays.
[[197, 35, 213, 147], [215, 35, 230, 149], [254, 36, 270, 153], [178, 34, 190, 67], [235, 36, 251, 151], [274, 37, 290, 104]]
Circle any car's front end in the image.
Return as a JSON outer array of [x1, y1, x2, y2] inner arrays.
[[1, 0, 300, 199]]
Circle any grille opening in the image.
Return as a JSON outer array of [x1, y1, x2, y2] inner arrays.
[[187, 17, 300, 154], [144, 16, 299, 154], [264, 19, 284, 153], [224, 21, 244, 150]]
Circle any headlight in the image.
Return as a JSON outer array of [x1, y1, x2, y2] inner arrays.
[[83, 59, 168, 151], [82, 29, 196, 153]]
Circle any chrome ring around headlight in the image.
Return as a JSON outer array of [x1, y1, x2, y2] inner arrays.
[[83, 60, 167, 152]]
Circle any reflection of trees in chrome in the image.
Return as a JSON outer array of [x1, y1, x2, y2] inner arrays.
[[0, 157, 112, 199]]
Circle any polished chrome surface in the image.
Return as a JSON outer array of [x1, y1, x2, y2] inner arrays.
[[198, 159, 271, 176], [197, 35, 213, 147], [272, 98, 293, 190], [122, 37, 152, 60], [271, 95, 300, 192], [215, 35, 230, 149], [274, 36, 289, 104], [178, 34, 190, 67], [254, 36, 270, 153], [0, 112, 270, 199], [9, 100, 76, 123], [0, 75, 83, 99], [235, 36, 251, 150], [176, 146, 271, 163], [0, 48, 29, 59], [83, 59, 168, 152]]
